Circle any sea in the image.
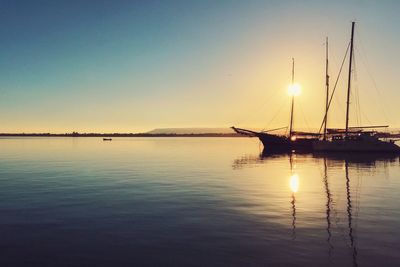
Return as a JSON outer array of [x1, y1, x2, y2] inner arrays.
[[0, 137, 399, 266]]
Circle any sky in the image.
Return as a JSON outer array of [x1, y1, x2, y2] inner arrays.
[[0, 0, 399, 133]]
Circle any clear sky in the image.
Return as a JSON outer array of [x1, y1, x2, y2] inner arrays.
[[0, 0, 399, 133]]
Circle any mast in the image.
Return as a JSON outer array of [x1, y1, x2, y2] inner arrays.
[[289, 58, 295, 138], [345, 22, 355, 137], [324, 37, 330, 140]]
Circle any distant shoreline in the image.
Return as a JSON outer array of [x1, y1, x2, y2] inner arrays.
[[2, 132, 400, 138], [0, 133, 244, 138]]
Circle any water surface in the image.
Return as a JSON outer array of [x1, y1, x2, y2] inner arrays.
[[0, 137, 399, 266]]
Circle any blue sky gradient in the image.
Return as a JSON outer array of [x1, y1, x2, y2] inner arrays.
[[0, 0, 399, 132]]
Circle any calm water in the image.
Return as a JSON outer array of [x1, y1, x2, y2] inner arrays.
[[0, 137, 399, 266]]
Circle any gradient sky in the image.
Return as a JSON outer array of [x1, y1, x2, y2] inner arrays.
[[0, 0, 399, 133]]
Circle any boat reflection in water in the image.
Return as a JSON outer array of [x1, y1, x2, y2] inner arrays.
[[289, 154, 299, 240], [232, 151, 400, 266], [290, 173, 298, 240], [323, 158, 334, 258], [345, 160, 358, 267]]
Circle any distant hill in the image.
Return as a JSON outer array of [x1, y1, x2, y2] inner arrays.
[[147, 128, 236, 134]]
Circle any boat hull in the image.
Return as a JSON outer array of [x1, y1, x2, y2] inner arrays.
[[312, 140, 400, 153], [258, 132, 316, 152]]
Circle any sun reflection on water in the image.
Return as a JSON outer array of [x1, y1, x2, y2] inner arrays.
[[289, 174, 299, 193]]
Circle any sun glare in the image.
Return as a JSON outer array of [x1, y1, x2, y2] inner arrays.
[[289, 174, 299, 193], [288, 83, 301, 96]]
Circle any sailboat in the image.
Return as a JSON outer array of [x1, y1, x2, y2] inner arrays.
[[232, 59, 318, 152], [313, 22, 400, 153]]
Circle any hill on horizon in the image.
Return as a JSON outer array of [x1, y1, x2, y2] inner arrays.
[[146, 128, 236, 134]]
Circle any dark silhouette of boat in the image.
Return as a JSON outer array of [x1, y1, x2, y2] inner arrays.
[[103, 138, 112, 141], [232, 58, 318, 152], [232, 127, 318, 152], [234, 22, 400, 153], [312, 22, 400, 153]]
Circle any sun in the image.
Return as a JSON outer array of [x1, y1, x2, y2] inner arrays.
[[288, 83, 301, 96]]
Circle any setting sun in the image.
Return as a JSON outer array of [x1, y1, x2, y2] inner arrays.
[[288, 83, 301, 96]]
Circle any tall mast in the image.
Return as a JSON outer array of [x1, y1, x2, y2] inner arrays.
[[345, 22, 355, 137], [289, 58, 295, 138], [324, 37, 330, 140]]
